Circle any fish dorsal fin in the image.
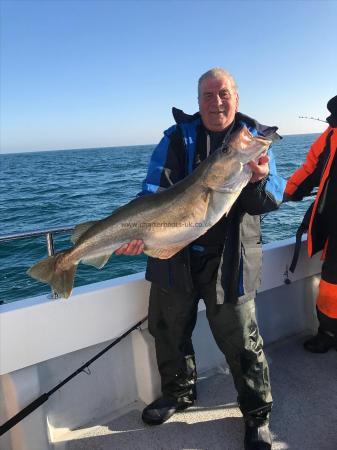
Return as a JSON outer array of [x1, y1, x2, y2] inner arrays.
[[71, 221, 97, 244], [144, 244, 185, 259], [81, 253, 112, 269]]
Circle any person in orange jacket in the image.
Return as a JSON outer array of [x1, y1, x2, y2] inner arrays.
[[284, 95, 337, 352]]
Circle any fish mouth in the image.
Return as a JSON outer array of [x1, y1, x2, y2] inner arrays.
[[229, 126, 273, 164]]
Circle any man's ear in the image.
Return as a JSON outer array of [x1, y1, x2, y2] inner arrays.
[[235, 93, 239, 112]]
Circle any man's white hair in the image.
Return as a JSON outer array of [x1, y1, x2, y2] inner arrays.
[[198, 68, 238, 97]]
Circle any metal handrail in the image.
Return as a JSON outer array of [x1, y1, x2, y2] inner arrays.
[[0, 225, 75, 300], [0, 225, 74, 242]]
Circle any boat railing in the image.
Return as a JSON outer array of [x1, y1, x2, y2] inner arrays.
[[0, 225, 75, 299]]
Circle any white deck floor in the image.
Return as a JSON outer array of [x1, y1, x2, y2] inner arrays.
[[56, 334, 337, 450]]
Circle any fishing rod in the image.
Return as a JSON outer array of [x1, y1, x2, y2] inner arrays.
[[298, 116, 327, 123], [0, 316, 148, 436]]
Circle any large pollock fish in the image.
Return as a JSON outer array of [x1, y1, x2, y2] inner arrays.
[[27, 126, 276, 298]]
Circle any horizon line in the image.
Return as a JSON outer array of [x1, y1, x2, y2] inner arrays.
[[1, 132, 321, 155]]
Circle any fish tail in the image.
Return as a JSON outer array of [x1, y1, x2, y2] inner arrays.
[[27, 251, 77, 299]]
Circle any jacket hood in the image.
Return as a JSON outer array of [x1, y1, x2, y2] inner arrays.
[[326, 95, 337, 128], [172, 107, 200, 124]]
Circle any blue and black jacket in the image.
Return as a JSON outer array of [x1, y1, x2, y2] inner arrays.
[[139, 109, 286, 304]]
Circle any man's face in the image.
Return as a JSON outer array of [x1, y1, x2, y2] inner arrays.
[[198, 76, 238, 132]]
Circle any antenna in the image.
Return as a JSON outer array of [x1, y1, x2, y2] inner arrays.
[[298, 116, 327, 123]]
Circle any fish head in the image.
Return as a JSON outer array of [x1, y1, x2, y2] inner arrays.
[[203, 125, 276, 192], [228, 125, 275, 164]]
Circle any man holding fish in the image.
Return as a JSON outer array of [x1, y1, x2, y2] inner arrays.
[[29, 67, 285, 448], [116, 68, 286, 449]]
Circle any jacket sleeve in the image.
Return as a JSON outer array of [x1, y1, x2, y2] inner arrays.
[[284, 127, 332, 201], [239, 147, 286, 214], [137, 125, 186, 196]]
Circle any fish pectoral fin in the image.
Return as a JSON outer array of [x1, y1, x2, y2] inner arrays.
[[71, 221, 98, 244], [81, 253, 112, 269], [144, 245, 185, 259]]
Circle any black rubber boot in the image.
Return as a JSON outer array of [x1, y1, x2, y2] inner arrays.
[[244, 422, 272, 450], [142, 395, 194, 425], [303, 331, 336, 353]]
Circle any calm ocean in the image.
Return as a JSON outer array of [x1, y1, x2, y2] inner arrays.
[[0, 134, 318, 303]]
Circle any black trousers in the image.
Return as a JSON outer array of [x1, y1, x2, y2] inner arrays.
[[148, 252, 272, 420]]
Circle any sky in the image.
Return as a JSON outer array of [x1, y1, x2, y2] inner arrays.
[[1, 0, 336, 153]]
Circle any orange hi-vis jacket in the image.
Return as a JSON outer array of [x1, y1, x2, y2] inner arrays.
[[285, 126, 337, 258]]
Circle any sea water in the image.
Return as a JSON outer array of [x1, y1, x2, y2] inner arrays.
[[0, 134, 318, 303]]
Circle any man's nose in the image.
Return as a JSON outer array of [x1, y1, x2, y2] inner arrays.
[[214, 94, 222, 105]]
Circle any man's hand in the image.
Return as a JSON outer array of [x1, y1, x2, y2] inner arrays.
[[115, 240, 144, 256], [249, 154, 270, 183]]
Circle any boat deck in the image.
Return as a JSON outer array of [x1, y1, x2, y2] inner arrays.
[[55, 334, 337, 450]]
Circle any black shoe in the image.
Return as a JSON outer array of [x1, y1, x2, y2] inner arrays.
[[142, 395, 194, 425], [244, 423, 272, 450], [303, 331, 336, 353]]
